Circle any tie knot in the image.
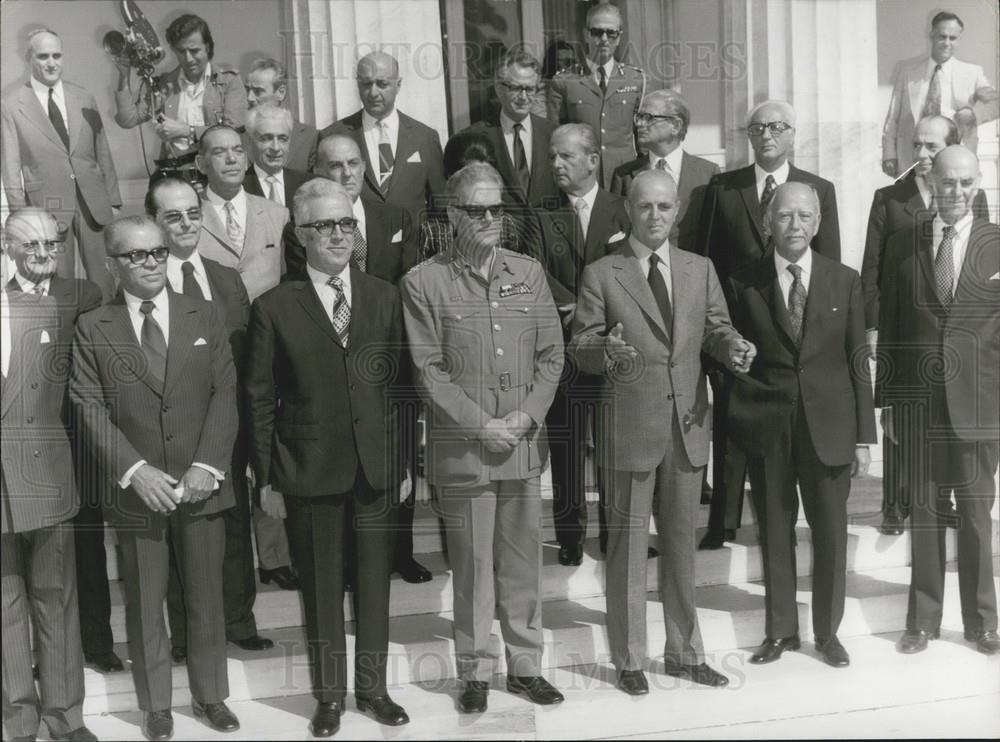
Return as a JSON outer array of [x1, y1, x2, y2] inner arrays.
[[943, 225, 956, 237], [181, 261, 195, 277], [934, 63, 942, 72], [573, 198, 587, 212], [32, 285, 45, 296], [224, 201, 235, 213], [139, 300, 156, 316], [327, 276, 343, 291], [48, 87, 55, 98], [787, 263, 803, 280], [656, 158, 668, 171], [649, 253, 661, 267], [765, 174, 776, 187], [513, 122, 523, 133]]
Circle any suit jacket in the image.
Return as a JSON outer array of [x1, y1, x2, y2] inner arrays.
[[197, 190, 289, 301], [860, 174, 989, 328], [321, 110, 446, 225], [458, 115, 560, 207], [1, 278, 101, 533], [243, 166, 315, 213], [245, 270, 404, 496], [698, 163, 841, 280], [284, 196, 418, 284], [288, 121, 319, 173], [569, 242, 740, 472], [876, 217, 1000, 441], [610, 151, 720, 253], [1, 81, 121, 223], [881, 55, 997, 168], [726, 252, 876, 466], [70, 291, 238, 524]]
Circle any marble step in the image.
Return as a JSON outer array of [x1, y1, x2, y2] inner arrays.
[[83, 564, 999, 714]]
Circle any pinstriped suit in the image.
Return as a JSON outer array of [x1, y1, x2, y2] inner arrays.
[[70, 290, 238, 712]]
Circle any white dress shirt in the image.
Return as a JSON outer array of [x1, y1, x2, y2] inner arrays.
[[362, 108, 399, 175], [253, 164, 285, 206], [30, 77, 67, 128], [932, 211, 974, 295], [754, 160, 790, 200], [569, 182, 599, 240], [648, 146, 684, 184], [774, 247, 813, 308], [500, 111, 532, 173], [629, 234, 673, 304], [352, 196, 368, 244], [166, 252, 213, 301], [204, 186, 248, 238], [1, 288, 10, 378], [306, 262, 352, 321], [915, 174, 933, 209], [14, 273, 51, 297], [587, 58, 616, 87]]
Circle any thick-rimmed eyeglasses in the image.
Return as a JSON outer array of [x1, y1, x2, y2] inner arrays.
[[161, 208, 202, 225], [588, 27, 621, 39], [634, 112, 680, 127], [113, 247, 170, 265], [499, 81, 539, 98], [298, 218, 359, 235], [454, 204, 505, 221], [17, 239, 66, 254], [747, 121, 794, 137]]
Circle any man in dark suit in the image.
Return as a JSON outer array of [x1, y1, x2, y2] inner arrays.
[[537, 123, 630, 564], [2, 28, 122, 300], [245, 58, 318, 172], [697, 99, 842, 550], [320, 51, 445, 227], [245, 179, 410, 736], [727, 183, 876, 668], [610, 90, 720, 255], [879, 146, 1000, 657], [242, 104, 314, 211], [146, 177, 275, 664], [2, 208, 97, 742], [71, 215, 240, 740]]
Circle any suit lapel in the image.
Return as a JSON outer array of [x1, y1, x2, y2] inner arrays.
[[296, 282, 344, 348], [800, 255, 829, 352], [163, 295, 198, 396], [63, 84, 84, 154], [757, 260, 797, 351], [199, 201, 240, 259], [915, 220, 938, 307], [347, 115, 384, 201], [613, 246, 669, 342], [245, 167, 263, 198], [900, 177, 925, 218], [19, 84, 66, 151], [737, 167, 766, 249], [584, 191, 612, 258], [527, 115, 548, 200], [488, 122, 519, 198], [95, 301, 162, 396], [362, 200, 388, 274], [669, 248, 694, 347]]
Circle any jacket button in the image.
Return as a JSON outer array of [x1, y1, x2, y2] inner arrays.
[[26, 416, 34, 424], [166, 434, 174, 442], [354, 417, 360, 424], [162, 405, 169, 412], [666, 394, 674, 400], [33, 450, 41, 458], [496, 348, 504, 357], [30, 382, 38, 389]]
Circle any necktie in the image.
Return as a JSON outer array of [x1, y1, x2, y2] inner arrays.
[[573, 198, 589, 241], [922, 64, 943, 117], [32, 285, 45, 296], [647, 253, 673, 338], [512, 122, 530, 193], [378, 121, 394, 194], [327, 276, 350, 346], [265, 175, 282, 206], [935, 225, 955, 307], [223, 201, 244, 248], [352, 227, 368, 272], [787, 263, 807, 344], [760, 174, 777, 220], [139, 300, 167, 388], [598, 65, 608, 94], [656, 158, 669, 172], [47, 87, 70, 151], [181, 260, 205, 300]]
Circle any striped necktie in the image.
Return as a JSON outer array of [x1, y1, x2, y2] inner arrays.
[[327, 276, 350, 346], [378, 121, 394, 194], [223, 201, 244, 248]]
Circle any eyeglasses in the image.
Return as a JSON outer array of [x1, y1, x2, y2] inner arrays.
[[454, 204, 504, 221], [113, 247, 170, 265], [298, 218, 359, 235], [160, 207, 202, 225], [634, 112, 681, 127], [498, 81, 539, 98], [747, 121, 794, 137], [18, 239, 66, 254], [588, 27, 622, 40]]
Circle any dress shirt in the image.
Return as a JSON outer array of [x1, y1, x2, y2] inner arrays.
[[30, 77, 67, 128], [774, 247, 813, 308], [362, 108, 399, 176], [166, 252, 213, 300], [931, 211, 974, 296], [14, 273, 51, 296], [754, 160, 790, 200], [306, 262, 352, 320], [628, 234, 673, 304], [500, 111, 532, 173], [204, 186, 248, 237], [569, 182, 599, 238], [174, 63, 210, 153], [648, 146, 684, 183], [1, 288, 10, 378], [915, 174, 933, 209], [351, 196, 368, 244], [253, 164, 285, 206], [587, 58, 616, 87]]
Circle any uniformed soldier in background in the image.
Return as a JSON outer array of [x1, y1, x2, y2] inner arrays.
[[547, 3, 645, 189], [401, 162, 565, 715]]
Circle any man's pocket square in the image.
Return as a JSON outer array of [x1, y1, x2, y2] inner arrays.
[[194, 337, 208, 346], [391, 229, 403, 243], [608, 231, 627, 243], [407, 151, 422, 163], [40, 330, 51, 344], [990, 272, 1000, 281]]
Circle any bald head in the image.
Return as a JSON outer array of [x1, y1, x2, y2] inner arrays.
[[765, 182, 821, 261], [627, 170, 678, 249], [357, 51, 402, 119], [4, 207, 63, 283], [27, 29, 63, 86], [931, 145, 982, 224]]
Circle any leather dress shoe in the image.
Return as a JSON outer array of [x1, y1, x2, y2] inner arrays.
[[750, 635, 801, 664], [964, 629, 1000, 655], [394, 557, 432, 583], [617, 669, 649, 695], [879, 513, 905, 535], [259, 566, 300, 590], [664, 662, 729, 687], [815, 636, 850, 667], [647, 546, 659, 559], [170, 646, 186, 664], [356, 695, 409, 726], [506, 675, 564, 704], [898, 628, 939, 654], [558, 544, 583, 566], [698, 529, 736, 550], [231, 634, 274, 651], [50, 728, 98, 741], [141, 710, 173, 741], [84, 651, 125, 673], [458, 681, 489, 713], [193, 700, 239, 732], [309, 702, 341, 737]]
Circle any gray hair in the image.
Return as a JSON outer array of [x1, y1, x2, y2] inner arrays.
[[552, 123, 600, 156], [3, 207, 58, 244], [764, 182, 821, 224], [747, 99, 796, 127], [446, 162, 505, 202], [291, 179, 351, 225], [245, 103, 293, 136], [642, 89, 691, 139], [104, 215, 162, 256], [249, 58, 287, 89]]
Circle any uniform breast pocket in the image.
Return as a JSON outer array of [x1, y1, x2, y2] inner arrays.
[[440, 310, 486, 347]]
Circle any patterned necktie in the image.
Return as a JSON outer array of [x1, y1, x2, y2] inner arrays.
[[352, 227, 368, 272], [787, 263, 807, 344], [922, 64, 943, 117], [378, 121, 394, 194], [647, 253, 673, 338], [935, 225, 955, 307], [181, 260, 205, 300], [512, 122, 529, 192], [223, 201, 244, 249], [32, 285, 45, 296], [573, 197, 589, 241], [598, 65, 608, 94], [265, 175, 282, 206], [656, 158, 669, 173], [139, 300, 167, 388], [47, 87, 70, 151], [760, 174, 777, 220], [327, 276, 350, 346]]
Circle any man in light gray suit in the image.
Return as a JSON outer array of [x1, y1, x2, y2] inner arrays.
[[570, 170, 754, 695]]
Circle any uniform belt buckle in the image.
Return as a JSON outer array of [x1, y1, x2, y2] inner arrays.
[[499, 372, 512, 392]]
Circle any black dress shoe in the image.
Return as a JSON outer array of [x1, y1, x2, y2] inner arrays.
[[558, 544, 583, 566], [84, 651, 125, 673], [616, 669, 649, 695], [664, 662, 729, 687], [50, 727, 98, 741], [750, 635, 801, 664], [141, 710, 173, 741], [647, 545, 659, 559], [259, 566, 300, 590], [394, 557, 432, 583], [193, 700, 240, 732], [458, 681, 489, 713], [964, 629, 1000, 655], [815, 636, 850, 667], [879, 513, 905, 535], [231, 634, 274, 651], [506, 675, 564, 704], [356, 695, 410, 726], [170, 646, 186, 664], [698, 530, 726, 550], [310, 702, 341, 737], [898, 628, 939, 654]]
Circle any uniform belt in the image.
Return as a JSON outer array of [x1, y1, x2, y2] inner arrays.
[[490, 372, 529, 392]]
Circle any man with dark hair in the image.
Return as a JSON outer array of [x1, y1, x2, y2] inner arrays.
[[245, 58, 318, 171]]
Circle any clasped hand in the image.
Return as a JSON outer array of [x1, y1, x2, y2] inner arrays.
[[729, 338, 756, 374], [481, 411, 533, 454]]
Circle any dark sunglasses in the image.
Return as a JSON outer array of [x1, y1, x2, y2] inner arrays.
[[453, 204, 505, 221]]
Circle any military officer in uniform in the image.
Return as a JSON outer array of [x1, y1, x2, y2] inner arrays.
[[547, 3, 645, 189], [401, 162, 565, 715]]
